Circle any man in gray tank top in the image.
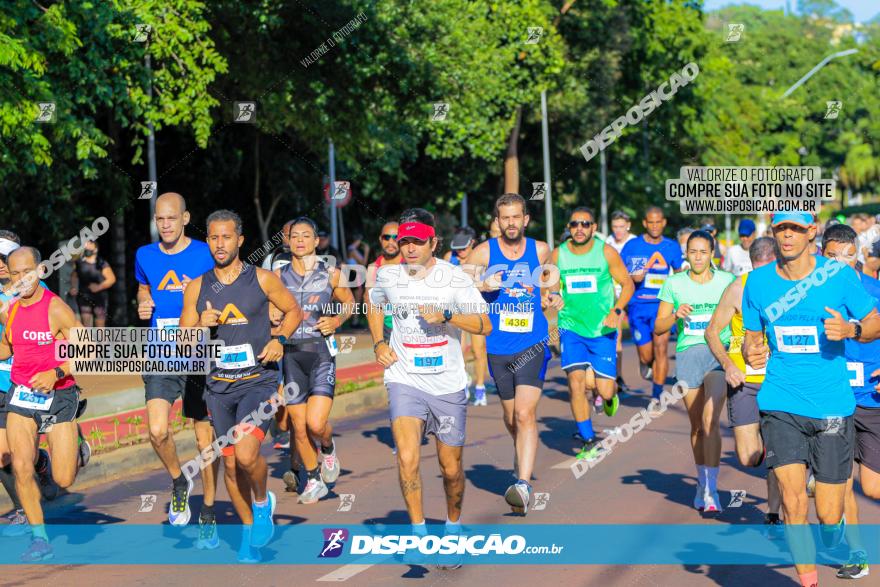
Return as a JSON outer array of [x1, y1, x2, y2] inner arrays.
[[180, 209, 302, 563]]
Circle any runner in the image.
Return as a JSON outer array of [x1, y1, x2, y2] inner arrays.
[[550, 207, 633, 460], [0, 234, 59, 537], [179, 209, 302, 562], [464, 193, 554, 515], [819, 224, 880, 580], [705, 236, 782, 526], [742, 212, 880, 587], [607, 211, 637, 392], [722, 219, 757, 277], [370, 221, 401, 343], [134, 192, 219, 544], [367, 208, 489, 565], [444, 226, 489, 406], [275, 216, 354, 504], [1, 247, 90, 562], [620, 206, 684, 401], [266, 220, 294, 271], [677, 227, 695, 271]]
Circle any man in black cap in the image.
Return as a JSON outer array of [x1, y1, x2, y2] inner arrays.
[[315, 229, 342, 267]]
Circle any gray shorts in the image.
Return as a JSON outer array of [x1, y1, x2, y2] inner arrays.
[[728, 381, 761, 428], [387, 382, 467, 447], [676, 344, 722, 389]]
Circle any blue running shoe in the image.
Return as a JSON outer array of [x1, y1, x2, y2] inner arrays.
[[250, 491, 276, 547]]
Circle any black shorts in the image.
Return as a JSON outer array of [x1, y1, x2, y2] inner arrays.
[[0, 391, 8, 429], [727, 381, 761, 428], [143, 374, 209, 421], [281, 342, 336, 405], [854, 405, 880, 474], [6, 384, 81, 433], [760, 410, 855, 484], [206, 383, 278, 457], [487, 343, 550, 401]]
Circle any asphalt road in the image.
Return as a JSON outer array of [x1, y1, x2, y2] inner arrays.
[[8, 342, 878, 585]]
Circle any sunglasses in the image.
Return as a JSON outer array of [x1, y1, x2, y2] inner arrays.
[[381, 234, 398, 241], [568, 220, 594, 229]]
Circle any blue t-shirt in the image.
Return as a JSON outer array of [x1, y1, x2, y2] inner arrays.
[[742, 256, 875, 419], [134, 240, 214, 328], [620, 235, 683, 305], [845, 272, 880, 409]]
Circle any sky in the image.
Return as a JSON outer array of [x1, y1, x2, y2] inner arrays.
[[703, 0, 878, 22]]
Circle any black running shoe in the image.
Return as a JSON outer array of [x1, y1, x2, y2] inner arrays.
[[36, 449, 58, 501], [837, 550, 869, 580]]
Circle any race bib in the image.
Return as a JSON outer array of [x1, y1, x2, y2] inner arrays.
[[216, 344, 256, 369], [325, 335, 338, 358], [565, 274, 597, 294], [156, 318, 180, 330], [774, 326, 819, 354], [683, 314, 712, 337], [9, 384, 54, 411], [0, 362, 11, 373], [499, 310, 533, 333], [404, 341, 449, 374], [745, 363, 766, 376], [644, 272, 668, 290], [847, 362, 865, 388]]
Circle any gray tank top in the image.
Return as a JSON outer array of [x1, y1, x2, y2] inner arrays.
[[279, 259, 334, 343], [196, 263, 277, 393]]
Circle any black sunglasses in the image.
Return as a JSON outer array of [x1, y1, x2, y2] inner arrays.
[[568, 220, 594, 229], [381, 234, 398, 241]]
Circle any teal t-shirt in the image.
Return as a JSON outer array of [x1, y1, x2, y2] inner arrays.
[[658, 269, 735, 352]]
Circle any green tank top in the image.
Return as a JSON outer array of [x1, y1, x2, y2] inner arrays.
[[558, 240, 616, 338]]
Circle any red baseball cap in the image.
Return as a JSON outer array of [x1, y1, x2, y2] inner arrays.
[[397, 222, 435, 242]]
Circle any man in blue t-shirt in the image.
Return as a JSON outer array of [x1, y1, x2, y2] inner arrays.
[[820, 224, 880, 579], [620, 206, 683, 402], [743, 212, 880, 587], [134, 192, 217, 544]]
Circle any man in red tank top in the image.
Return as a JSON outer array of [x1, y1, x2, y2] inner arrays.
[[0, 247, 88, 562]]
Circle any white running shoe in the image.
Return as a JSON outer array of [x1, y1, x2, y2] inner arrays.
[[298, 477, 329, 504], [321, 444, 340, 484], [703, 490, 723, 513], [693, 484, 706, 511]]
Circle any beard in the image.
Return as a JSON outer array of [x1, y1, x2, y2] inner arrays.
[[214, 249, 239, 268]]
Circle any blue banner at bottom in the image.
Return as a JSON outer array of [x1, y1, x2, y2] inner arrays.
[[3, 524, 878, 565]]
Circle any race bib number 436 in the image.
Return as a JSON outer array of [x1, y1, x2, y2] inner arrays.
[[499, 311, 533, 333]]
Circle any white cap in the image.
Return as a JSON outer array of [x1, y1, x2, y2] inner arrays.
[[0, 238, 20, 257]]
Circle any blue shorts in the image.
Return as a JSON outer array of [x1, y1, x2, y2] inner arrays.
[[560, 330, 617, 379], [627, 302, 659, 346]]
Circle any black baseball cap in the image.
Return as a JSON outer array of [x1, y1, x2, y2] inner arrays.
[[450, 226, 476, 250]]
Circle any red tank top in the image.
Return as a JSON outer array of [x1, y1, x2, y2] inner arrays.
[[7, 288, 76, 389]]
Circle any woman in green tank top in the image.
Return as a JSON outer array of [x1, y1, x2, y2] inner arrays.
[[655, 230, 735, 514]]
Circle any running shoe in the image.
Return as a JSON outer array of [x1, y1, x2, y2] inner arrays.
[[603, 394, 620, 417], [647, 398, 664, 418], [593, 394, 603, 409], [820, 516, 846, 549], [36, 449, 59, 501], [195, 510, 220, 550], [703, 490, 723, 513], [837, 550, 870, 580], [77, 425, 91, 468], [283, 468, 304, 494], [273, 433, 290, 450], [20, 538, 53, 562], [237, 526, 261, 563], [693, 484, 706, 511], [435, 524, 463, 570], [473, 386, 487, 407], [504, 480, 532, 515], [250, 491, 276, 548], [75, 398, 88, 419], [806, 473, 816, 498], [763, 513, 784, 540], [321, 443, 340, 484], [616, 375, 629, 393], [168, 476, 193, 526], [2, 509, 29, 537], [576, 437, 604, 461], [639, 362, 653, 381], [298, 477, 329, 504]]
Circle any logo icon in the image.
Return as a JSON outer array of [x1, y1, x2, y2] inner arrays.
[[339, 336, 356, 354], [234, 102, 256, 123], [37, 415, 57, 433], [526, 27, 543, 44], [533, 492, 550, 510], [35, 102, 56, 123], [337, 494, 356, 512], [138, 494, 157, 512], [438, 416, 455, 434], [157, 270, 187, 291], [824, 416, 843, 434], [218, 303, 248, 325], [727, 490, 746, 508], [319, 528, 349, 558], [133, 24, 151, 42], [332, 181, 350, 200], [726, 23, 744, 42], [140, 181, 157, 200], [824, 101, 842, 120], [432, 103, 449, 122], [530, 182, 547, 201]]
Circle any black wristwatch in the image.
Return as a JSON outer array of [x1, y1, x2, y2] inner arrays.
[[614, 308, 622, 316], [853, 322, 862, 340], [54, 367, 65, 380], [442, 309, 453, 323]]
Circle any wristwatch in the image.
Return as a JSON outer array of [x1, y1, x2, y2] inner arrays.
[[442, 309, 453, 323], [54, 367, 65, 380], [614, 308, 622, 316], [853, 322, 862, 340]]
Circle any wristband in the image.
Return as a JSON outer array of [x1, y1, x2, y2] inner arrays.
[[373, 340, 386, 351]]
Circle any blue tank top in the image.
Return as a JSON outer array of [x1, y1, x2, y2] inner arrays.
[[484, 238, 548, 354]]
